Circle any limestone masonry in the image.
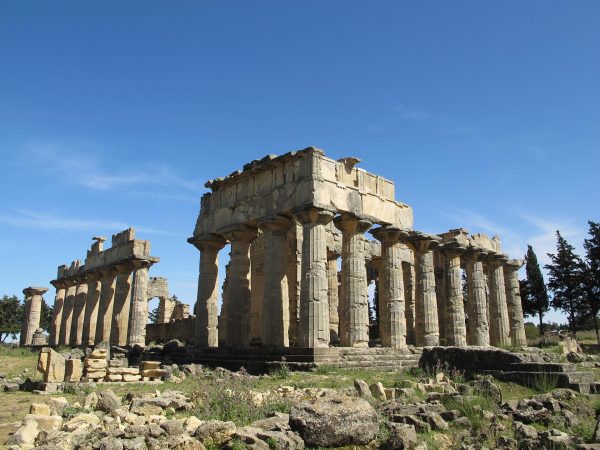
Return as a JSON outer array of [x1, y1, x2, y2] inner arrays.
[[32, 147, 526, 356]]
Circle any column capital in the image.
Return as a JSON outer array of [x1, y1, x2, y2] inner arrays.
[[401, 231, 441, 254], [99, 266, 119, 278], [187, 234, 228, 252], [370, 226, 410, 244], [463, 247, 489, 262], [257, 215, 293, 233], [220, 224, 258, 243], [114, 262, 134, 274], [333, 213, 372, 234], [50, 279, 68, 290], [488, 253, 509, 267], [23, 287, 48, 297], [131, 259, 154, 270], [292, 205, 335, 225], [440, 241, 467, 257], [504, 258, 524, 272]]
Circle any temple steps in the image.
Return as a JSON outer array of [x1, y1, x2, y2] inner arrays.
[[337, 347, 422, 371]]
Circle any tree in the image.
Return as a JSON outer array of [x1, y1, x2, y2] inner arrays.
[[583, 221, 600, 344], [520, 245, 550, 336], [149, 306, 160, 324], [545, 231, 585, 335], [0, 295, 24, 342], [40, 298, 53, 333]]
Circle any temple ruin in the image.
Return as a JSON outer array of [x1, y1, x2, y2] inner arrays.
[[188, 147, 527, 356]]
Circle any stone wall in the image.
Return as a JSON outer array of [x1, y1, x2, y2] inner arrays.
[[146, 317, 195, 344]]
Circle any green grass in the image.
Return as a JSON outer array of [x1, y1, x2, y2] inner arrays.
[[441, 394, 496, 430]]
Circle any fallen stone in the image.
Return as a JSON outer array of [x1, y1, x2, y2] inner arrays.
[[64, 358, 83, 382], [97, 390, 122, 413], [184, 416, 204, 434], [289, 395, 378, 447], [195, 420, 237, 446], [393, 414, 431, 433], [84, 392, 98, 410], [63, 413, 101, 432], [6, 421, 39, 446], [161, 419, 185, 436], [37, 347, 66, 383], [47, 397, 69, 416], [85, 358, 108, 369], [23, 413, 63, 432], [369, 382, 387, 400], [98, 436, 124, 450], [3, 382, 19, 392], [354, 378, 373, 398], [30, 403, 51, 415], [418, 411, 449, 431], [385, 422, 417, 450]]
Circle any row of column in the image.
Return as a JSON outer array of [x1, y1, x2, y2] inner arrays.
[[49, 260, 151, 348], [192, 206, 527, 349]]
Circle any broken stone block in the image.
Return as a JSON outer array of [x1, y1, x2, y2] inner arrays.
[[141, 361, 161, 370], [23, 414, 63, 432], [30, 403, 51, 416], [140, 369, 166, 378], [108, 359, 123, 368], [39, 382, 63, 393], [105, 374, 122, 382], [37, 347, 66, 383], [85, 358, 108, 369], [64, 359, 83, 382], [369, 382, 386, 400], [123, 374, 142, 382]]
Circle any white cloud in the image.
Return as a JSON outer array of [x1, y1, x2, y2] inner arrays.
[[392, 105, 432, 121], [0, 209, 178, 236]]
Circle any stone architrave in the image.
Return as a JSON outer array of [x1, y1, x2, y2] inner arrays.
[[49, 281, 66, 346], [371, 226, 408, 349], [488, 254, 511, 347], [20, 287, 48, 346], [442, 243, 468, 347], [59, 281, 76, 346], [127, 259, 152, 347], [464, 249, 490, 346], [95, 267, 117, 344], [335, 213, 372, 348], [221, 225, 257, 347], [81, 271, 102, 346], [403, 232, 440, 347], [504, 259, 527, 347], [110, 264, 133, 346], [259, 216, 292, 347], [70, 281, 88, 346], [249, 234, 266, 346], [294, 206, 335, 348], [327, 253, 340, 344], [402, 261, 416, 345], [189, 235, 227, 347]]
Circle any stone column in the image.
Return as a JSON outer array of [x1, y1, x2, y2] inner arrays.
[[287, 223, 302, 346], [259, 216, 291, 347], [404, 233, 440, 347], [218, 263, 231, 347], [111, 264, 133, 346], [464, 250, 490, 346], [190, 235, 227, 347], [158, 296, 176, 323], [434, 251, 447, 345], [294, 206, 335, 348], [95, 267, 117, 344], [20, 287, 48, 346], [59, 281, 76, 345], [70, 280, 88, 346], [81, 271, 102, 346], [335, 213, 372, 348], [49, 281, 66, 346], [327, 253, 340, 344], [371, 227, 408, 348], [442, 243, 468, 347], [488, 254, 511, 347], [504, 259, 527, 347], [127, 260, 152, 347], [250, 235, 266, 346], [222, 226, 257, 348], [402, 262, 416, 345]]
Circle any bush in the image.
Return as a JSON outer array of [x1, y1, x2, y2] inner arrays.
[[440, 394, 496, 430], [529, 372, 559, 393], [271, 363, 290, 379]]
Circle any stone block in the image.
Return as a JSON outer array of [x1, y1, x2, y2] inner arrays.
[[64, 359, 83, 382], [123, 374, 142, 382], [37, 347, 66, 383], [23, 414, 63, 432], [4, 382, 20, 392], [140, 369, 166, 378], [39, 382, 63, 393], [141, 361, 161, 370], [85, 358, 108, 369], [121, 367, 140, 375], [30, 403, 51, 416], [105, 374, 122, 382], [86, 369, 107, 380], [108, 359, 123, 368], [90, 348, 109, 360]]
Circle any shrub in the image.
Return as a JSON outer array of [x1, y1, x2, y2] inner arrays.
[[271, 363, 290, 379], [529, 372, 560, 393]]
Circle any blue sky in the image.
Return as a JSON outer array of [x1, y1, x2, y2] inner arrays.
[[1, 1, 598, 325]]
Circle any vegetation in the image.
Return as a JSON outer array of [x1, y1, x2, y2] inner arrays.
[[0, 294, 53, 342], [520, 245, 550, 336]]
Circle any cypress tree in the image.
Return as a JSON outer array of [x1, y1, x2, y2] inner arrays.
[[583, 221, 600, 344], [545, 231, 585, 335], [520, 245, 549, 337]]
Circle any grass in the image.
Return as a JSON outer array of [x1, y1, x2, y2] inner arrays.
[[441, 394, 497, 430]]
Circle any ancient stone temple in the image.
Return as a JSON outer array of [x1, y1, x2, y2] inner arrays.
[[47, 228, 160, 348], [189, 147, 527, 353]]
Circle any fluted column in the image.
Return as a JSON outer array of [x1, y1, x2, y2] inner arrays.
[[442, 243, 467, 347], [434, 251, 447, 345], [81, 271, 102, 346], [111, 263, 133, 346], [259, 216, 292, 347], [287, 224, 301, 346], [250, 235, 266, 346], [372, 226, 408, 348], [59, 281, 76, 345], [504, 259, 527, 347], [327, 253, 340, 344], [218, 263, 231, 347], [95, 267, 117, 344], [402, 262, 416, 345], [335, 213, 372, 348], [464, 250, 490, 346], [49, 281, 66, 346], [294, 206, 335, 348], [20, 287, 48, 346], [127, 260, 152, 347], [403, 233, 440, 347], [222, 225, 257, 348], [190, 235, 226, 347], [70, 280, 88, 346], [488, 254, 511, 347]]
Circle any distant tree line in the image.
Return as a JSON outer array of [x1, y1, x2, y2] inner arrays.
[[0, 294, 53, 343], [521, 220, 600, 344]]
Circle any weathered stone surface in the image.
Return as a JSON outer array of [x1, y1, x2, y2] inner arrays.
[[6, 420, 39, 446], [354, 378, 373, 398], [64, 358, 83, 382], [97, 390, 121, 413], [23, 413, 63, 432], [63, 413, 101, 431], [385, 422, 417, 450], [195, 420, 237, 446], [30, 403, 51, 416], [37, 347, 66, 383], [289, 395, 378, 447]]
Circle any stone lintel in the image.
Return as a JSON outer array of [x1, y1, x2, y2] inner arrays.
[[220, 223, 259, 242], [257, 215, 293, 232]]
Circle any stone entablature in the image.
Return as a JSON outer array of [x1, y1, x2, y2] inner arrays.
[[47, 228, 159, 348]]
